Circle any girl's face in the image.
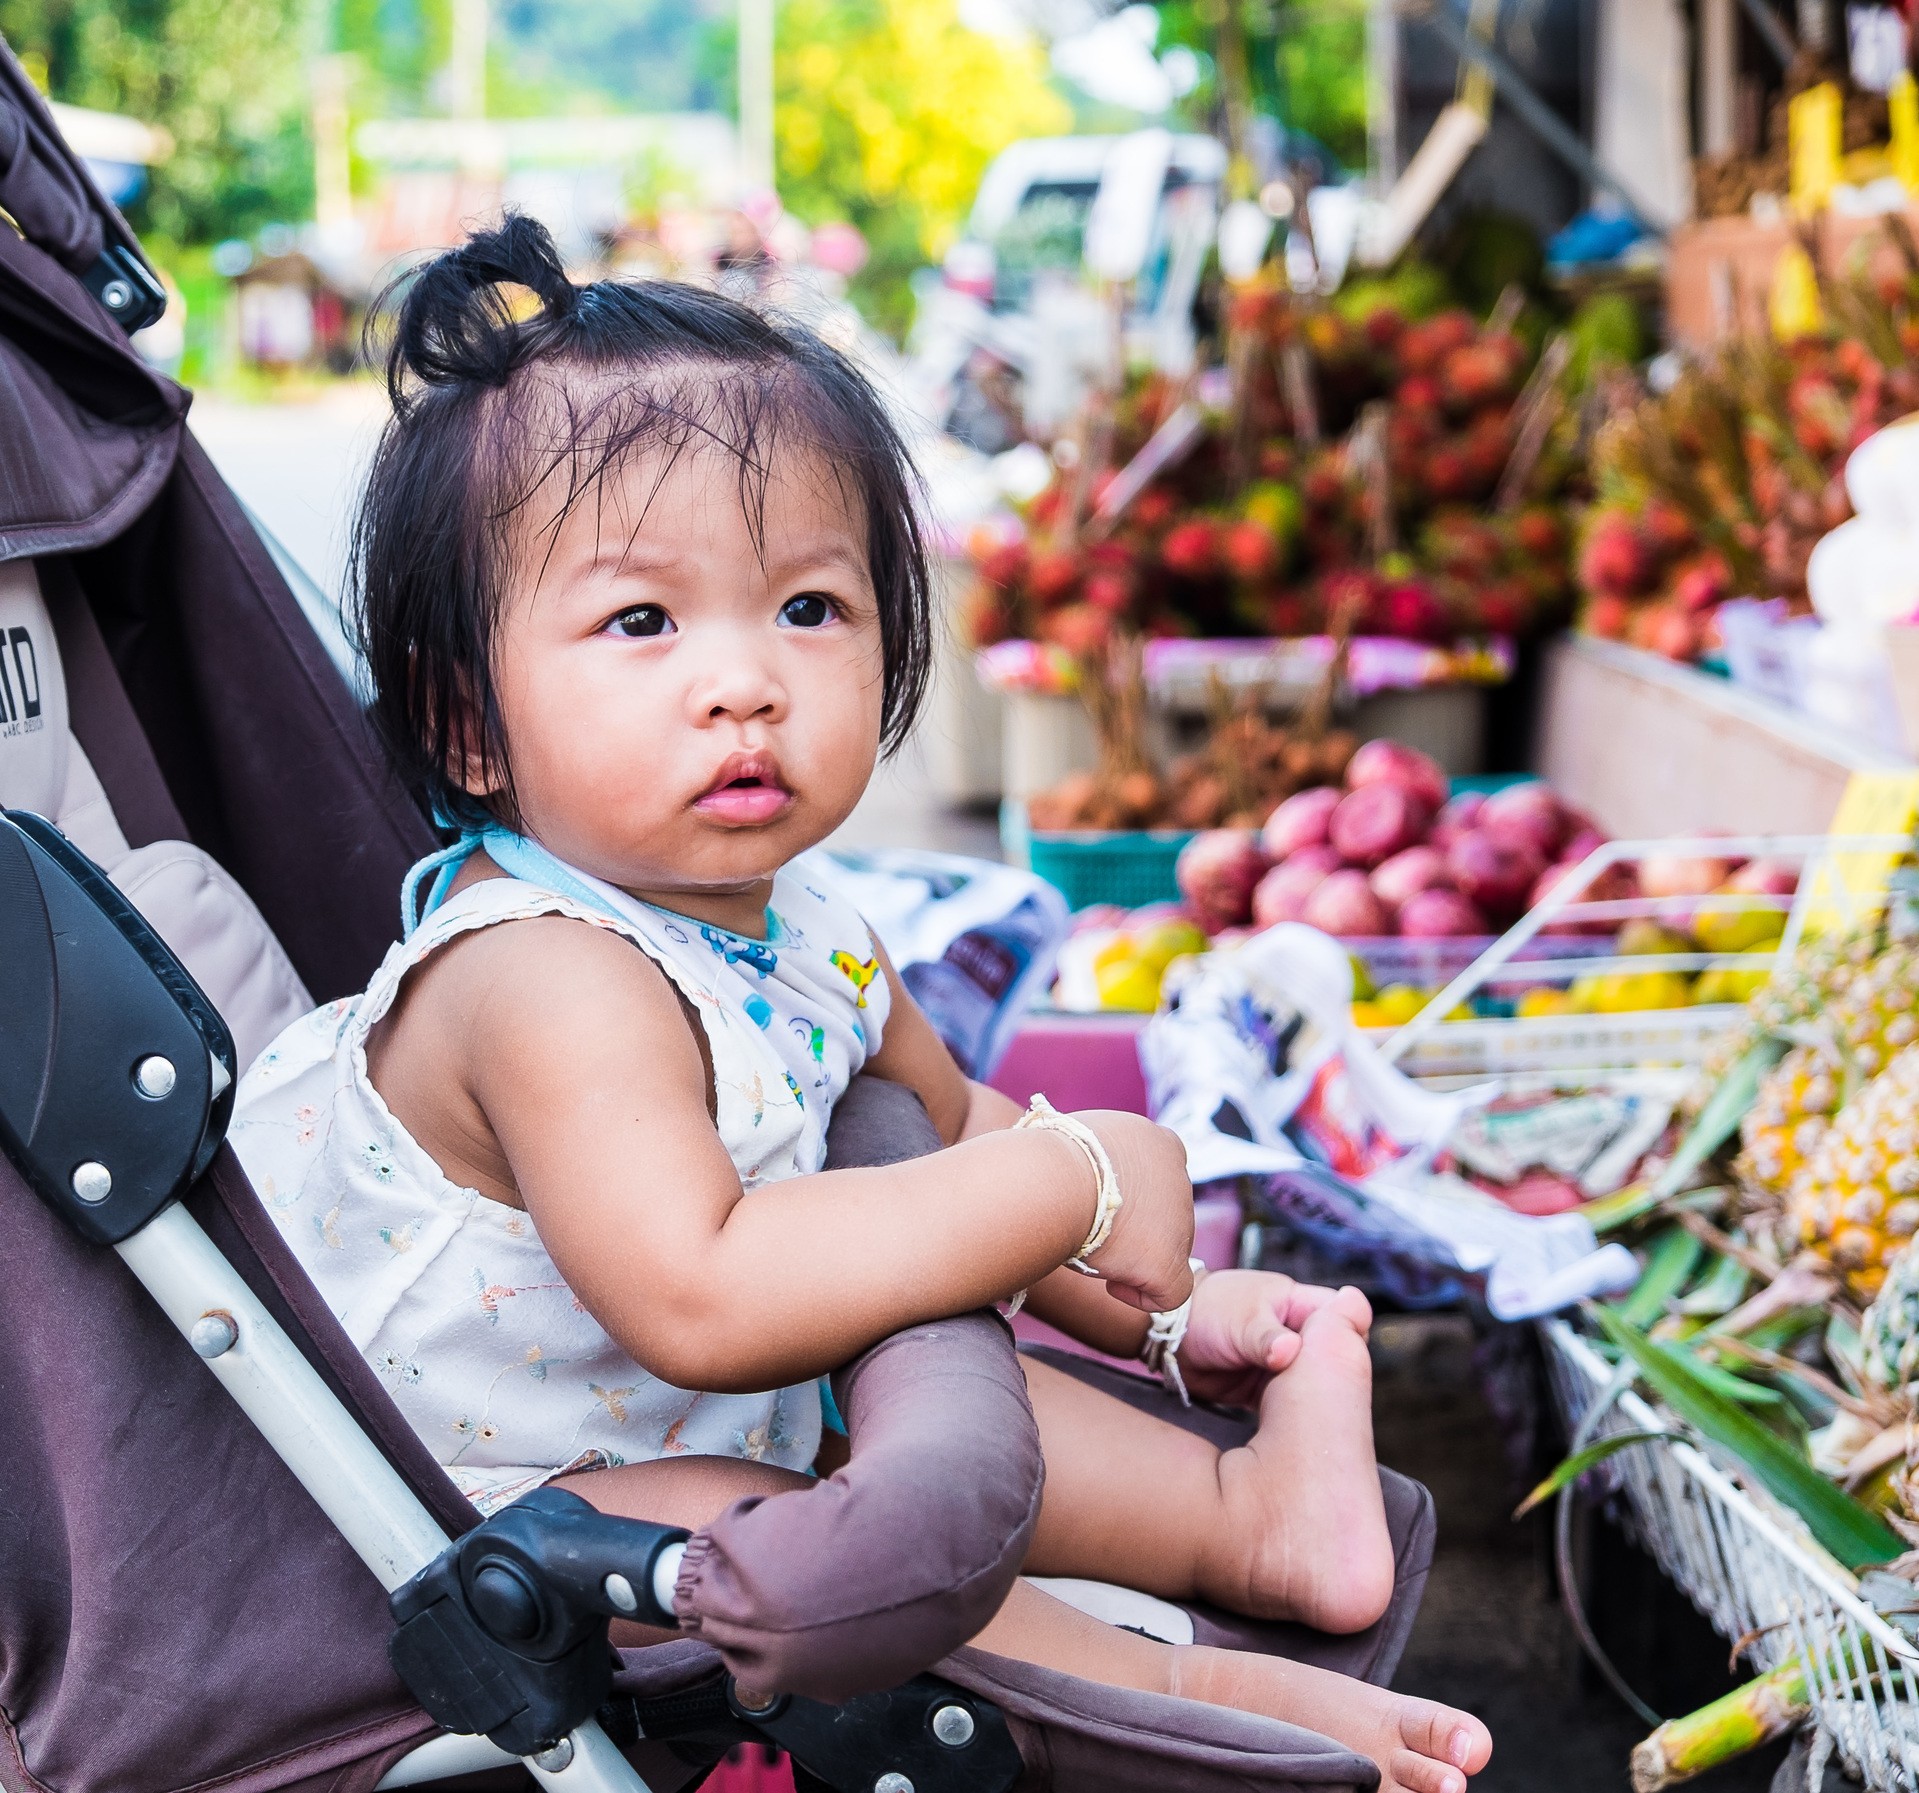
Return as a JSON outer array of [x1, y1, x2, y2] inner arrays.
[[473, 436, 886, 933]]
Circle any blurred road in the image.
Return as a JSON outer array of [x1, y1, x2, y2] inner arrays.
[[189, 388, 997, 858]]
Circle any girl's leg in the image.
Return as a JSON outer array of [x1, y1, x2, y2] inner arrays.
[[560, 1456, 1490, 1793], [1023, 1292, 1397, 1634]]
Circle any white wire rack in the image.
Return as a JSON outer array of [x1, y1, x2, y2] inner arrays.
[[1379, 834, 1912, 1082], [1545, 1318, 1919, 1787], [1419, 832, 1919, 1782]]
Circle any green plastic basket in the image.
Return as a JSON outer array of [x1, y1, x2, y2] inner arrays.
[[1003, 802, 1193, 912]]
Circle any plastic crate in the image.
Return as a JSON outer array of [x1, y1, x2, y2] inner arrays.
[[1002, 801, 1193, 912]]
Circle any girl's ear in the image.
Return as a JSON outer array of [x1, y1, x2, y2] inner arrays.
[[444, 682, 507, 805]]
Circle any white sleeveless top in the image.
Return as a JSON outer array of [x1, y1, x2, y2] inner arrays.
[[230, 855, 891, 1513]]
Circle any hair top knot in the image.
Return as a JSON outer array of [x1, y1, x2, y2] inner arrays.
[[384, 210, 579, 401]]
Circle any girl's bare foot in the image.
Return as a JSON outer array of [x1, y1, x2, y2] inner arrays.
[[1173, 1643, 1492, 1793], [1199, 1288, 1395, 1631], [972, 1580, 1490, 1793]]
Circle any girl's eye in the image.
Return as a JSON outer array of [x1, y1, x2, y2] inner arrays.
[[779, 593, 836, 629], [608, 605, 674, 639]]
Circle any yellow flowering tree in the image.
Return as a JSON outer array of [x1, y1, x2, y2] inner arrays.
[[775, 0, 1069, 334]]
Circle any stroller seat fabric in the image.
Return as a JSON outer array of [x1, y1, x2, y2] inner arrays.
[[0, 557, 312, 1064]]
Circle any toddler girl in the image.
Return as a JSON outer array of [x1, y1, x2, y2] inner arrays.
[[232, 215, 1490, 1793]]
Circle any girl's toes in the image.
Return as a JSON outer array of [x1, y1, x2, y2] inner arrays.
[[1398, 1705, 1492, 1775], [1331, 1284, 1374, 1331], [1390, 1751, 1464, 1793]]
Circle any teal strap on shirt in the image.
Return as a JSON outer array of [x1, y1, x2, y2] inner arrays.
[[401, 825, 628, 938], [819, 1377, 847, 1437]]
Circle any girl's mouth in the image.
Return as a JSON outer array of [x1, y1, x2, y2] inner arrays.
[[695, 753, 795, 824]]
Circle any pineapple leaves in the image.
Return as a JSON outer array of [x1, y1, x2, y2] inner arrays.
[[1592, 1306, 1903, 1572], [1654, 1038, 1788, 1200], [1515, 1430, 1669, 1520], [1617, 1228, 1703, 1328]]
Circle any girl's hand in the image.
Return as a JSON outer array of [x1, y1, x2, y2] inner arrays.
[[1071, 1111, 1197, 1314], [1175, 1270, 1373, 1406]]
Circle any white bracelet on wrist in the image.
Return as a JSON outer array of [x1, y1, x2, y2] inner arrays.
[[1140, 1257, 1207, 1407], [1014, 1093, 1123, 1275]]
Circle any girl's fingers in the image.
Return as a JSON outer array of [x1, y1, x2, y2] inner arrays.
[[1264, 1326, 1303, 1372]]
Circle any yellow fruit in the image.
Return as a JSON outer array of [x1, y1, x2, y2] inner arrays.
[[1617, 919, 1694, 958], [1094, 959, 1163, 1012], [1789, 1044, 1919, 1299], [1135, 920, 1208, 974], [1517, 988, 1576, 1018], [1349, 954, 1378, 1002], [1573, 971, 1694, 1014], [1694, 964, 1771, 1005], [1692, 901, 1786, 956], [1350, 1000, 1388, 1028], [1373, 984, 1428, 1026]]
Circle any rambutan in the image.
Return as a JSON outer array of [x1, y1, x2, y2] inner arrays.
[[1223, 519, 1281, 581], [1258, 443, 1297, 481], [1383, 579, 1449, 641], [976, 539, 1028, 590], [1028, 546, 1083, 608], [1396, 310, 1477, 376], [1133, 487, 1178, 531], [1362, 306, 1407, 350], [1302, 462, 1348, 509], [1082, 570, 1135, 616], [1423, 443, 1476, 502], [1161, 518, 1223, 581], [1511, 506, 1564, 559], [1038, 601, 1112, 659], [1394, 374, 1443, 413], [1438, 340, 1519, 413], [1788, 372, 1850, 462], [965, 586, 1016, 647], [1583, 592, 1632, 640], [1670, 551, 1731, 613], [1640, 497, 1698, 561], [1265, 593, 1313, 636], [1475, 581, 1531, 636], [1578, 510, 1654, 598]]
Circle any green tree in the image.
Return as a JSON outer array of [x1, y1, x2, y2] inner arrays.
[[0, 0, 314, 242], [770, 0, 1070, 334]]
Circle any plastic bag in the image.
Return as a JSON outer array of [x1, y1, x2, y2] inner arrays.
[[815, 847, 1068, 1078], [1141, 922, 1639, 1320]]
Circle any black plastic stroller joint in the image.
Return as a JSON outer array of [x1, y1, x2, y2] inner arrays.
[[81, 244, 168, 334], [390, 1486, 1022, 1791], [387, 1485, 687, 1755], [0, 809, 235, 1243], [600, 1668, 1023, 1793]]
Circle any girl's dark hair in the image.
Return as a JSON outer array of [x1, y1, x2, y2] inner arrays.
[[349, 211, 932, 832]]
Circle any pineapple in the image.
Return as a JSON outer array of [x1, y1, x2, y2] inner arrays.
[[1789, 1044, 1919, 1299], [1823, 939, 1919, 1080], [1863, 1239, 1919, 1393], [1737, 1042, 1841, 1191]]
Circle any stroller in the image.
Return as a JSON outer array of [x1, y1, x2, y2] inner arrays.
[[0, 45, 1439, 1793]]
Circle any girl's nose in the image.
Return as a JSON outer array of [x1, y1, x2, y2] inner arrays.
[[690, 639, 787, 725]]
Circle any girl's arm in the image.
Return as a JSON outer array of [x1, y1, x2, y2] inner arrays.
[[452, 917, 1194, 1394], [861, 944, 1157, 1358]]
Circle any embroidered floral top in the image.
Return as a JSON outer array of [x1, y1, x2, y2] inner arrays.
[[230, 856, 890, 1513]]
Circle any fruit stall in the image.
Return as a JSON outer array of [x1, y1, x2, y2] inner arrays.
[[904, 15, 1919, 1782]]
